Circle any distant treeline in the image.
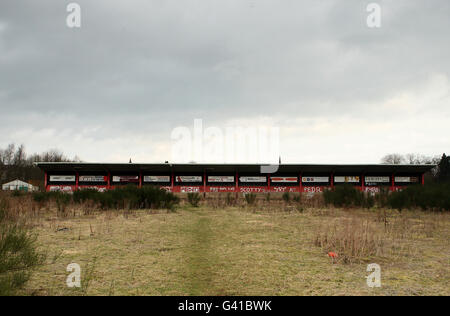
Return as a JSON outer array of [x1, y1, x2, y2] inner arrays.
[[324, 183, 450, 212], [324, 154, 450, 211], [0, 143, 81, 187]]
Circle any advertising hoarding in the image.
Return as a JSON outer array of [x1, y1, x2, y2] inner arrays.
[[334, 176, 360, 183], [49, 175, 75, 182], [270, 177, 298, 183], [176, 176, 202, 183], [208, 176, 235, 183], [302, 177, 329, 183], [395, 176, 419, 183], [79, 175, 107, 182], [239, 176, 267, 183], [365, 176, 390, 183], [144, 176, 170, 183], [112, 176, 139, 182]]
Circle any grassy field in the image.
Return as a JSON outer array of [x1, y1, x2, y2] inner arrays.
[[21, 200, 449, 296]]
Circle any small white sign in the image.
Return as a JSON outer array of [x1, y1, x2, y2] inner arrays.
[[180, 186, 201, 193], [208, 176, 235, 183]]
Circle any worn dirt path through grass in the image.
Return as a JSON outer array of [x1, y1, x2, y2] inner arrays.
[[180, 211, 215, 295]]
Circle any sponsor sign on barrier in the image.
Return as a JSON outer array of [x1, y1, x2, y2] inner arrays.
[[207, 186, 236, 193], [180, 186, 201, 193], [364, 187, 380, 193], [239, 186, 267, 193], [48, 185, 75, 192], [302, 186, 324, 193], [78, 186, 107, 192], [271, 186, 300, 193]]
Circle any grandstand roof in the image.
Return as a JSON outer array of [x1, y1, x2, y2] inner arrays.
[[35, 162, 435, 174]]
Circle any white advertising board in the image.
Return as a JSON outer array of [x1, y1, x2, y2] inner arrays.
[[302, 177, 329, 183], [112, 176, 139, 182], [79, 175, 107, 182], [365, 176, 390, 183], [239, 176, 267, 183], [395, 176, 419, 183], [176, 176, 202, 183], [49, 175, 75, 182], [334, 176, 360, 183], [271, 177, 298, 183], [208, 176, 235, 183], [144, 176, 170, 183]]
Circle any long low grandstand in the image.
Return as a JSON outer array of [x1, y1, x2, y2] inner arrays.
[[35, 162, 435, 194]]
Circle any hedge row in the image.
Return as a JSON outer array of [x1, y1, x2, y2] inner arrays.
[[323, 183, 450, 211], [33, 186, 180, 211], [323, 185, 376, 209], [387, 183, 450, 211]]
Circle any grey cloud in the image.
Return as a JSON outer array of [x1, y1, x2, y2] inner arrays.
[[0, 0, 449, 161]]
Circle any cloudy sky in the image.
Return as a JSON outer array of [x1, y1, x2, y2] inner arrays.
[[0, 0, 449, 163]]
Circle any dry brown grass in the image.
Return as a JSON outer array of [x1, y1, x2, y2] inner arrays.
[[314, 217, 386, 264], [1, 192, 449, 295]]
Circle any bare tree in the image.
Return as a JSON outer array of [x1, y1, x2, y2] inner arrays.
[[13, 144, 27, 166], [0, 143, 82, 184], [381, 153, 405, 164], [404, 153, 440, 165], [2, 144, 16, 165]]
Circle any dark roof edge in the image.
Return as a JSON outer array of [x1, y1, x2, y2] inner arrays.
[[34, 162, 436, 172]]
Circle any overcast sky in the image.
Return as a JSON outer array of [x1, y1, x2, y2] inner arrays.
[[0, 0, 449, 163]]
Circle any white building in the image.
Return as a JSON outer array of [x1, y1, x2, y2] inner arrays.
[[2, 179, 38, 192]]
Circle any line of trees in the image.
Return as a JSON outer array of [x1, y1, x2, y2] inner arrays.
[[0, 143, 81, 187], [380, 153, 440, 165], [380, 153, 450, 183]]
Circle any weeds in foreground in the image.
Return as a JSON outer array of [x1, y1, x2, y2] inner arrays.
[[0, 200, 46, 295], [187, 193, 201, 207], [282, 192, 290, 203], [80, 257, 97, 296], [225, 193, 237, 207], [55, 193, 71, 217], [313, 209, 445, 264], [314, 218, 384, 264], [244, 193, 256, 205]]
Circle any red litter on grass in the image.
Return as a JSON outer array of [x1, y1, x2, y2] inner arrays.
[[328, 252, 338, 258]]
